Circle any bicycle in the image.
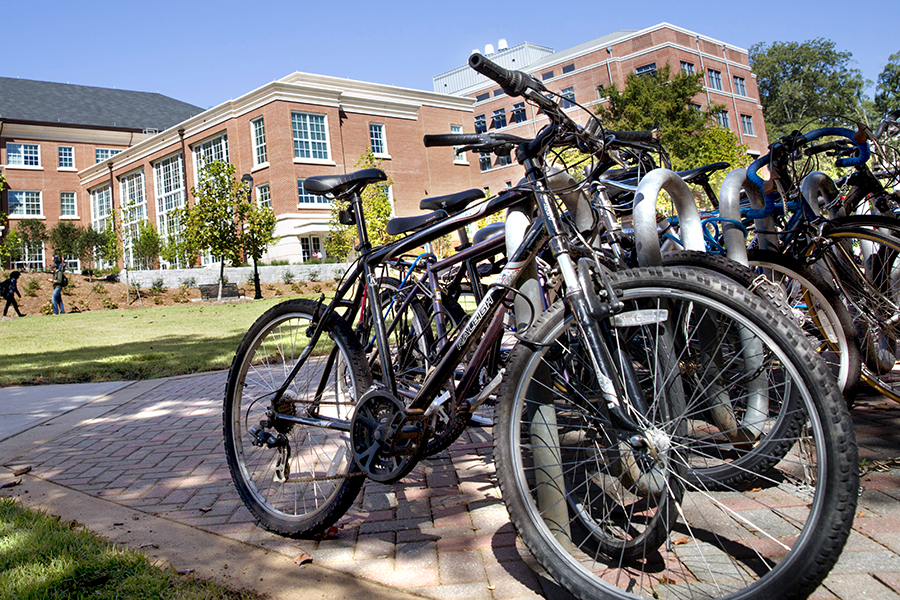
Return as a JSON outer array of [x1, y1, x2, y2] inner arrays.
[[224, 52, 858, 600]]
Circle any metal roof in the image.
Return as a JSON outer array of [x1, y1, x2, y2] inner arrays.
[[0, 77, 203, 131]]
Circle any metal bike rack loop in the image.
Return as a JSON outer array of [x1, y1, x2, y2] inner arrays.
[[631, 168, 706, 267]]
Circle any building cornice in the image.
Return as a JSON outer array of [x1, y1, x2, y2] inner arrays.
[[0, 121, 146, 146], [79, 74, 475, 186]]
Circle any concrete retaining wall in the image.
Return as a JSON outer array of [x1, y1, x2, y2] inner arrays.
[[121, 263, 350, 289]]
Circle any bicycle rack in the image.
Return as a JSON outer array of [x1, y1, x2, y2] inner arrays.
[[719, 168, 775, 262], [631, 168, 706, 267]]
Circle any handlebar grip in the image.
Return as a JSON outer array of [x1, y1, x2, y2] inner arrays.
[[423, 134, 481, 147], [469, 53, 532, 97], [804, 140, 843, 156], [607, 130, 656, 143]]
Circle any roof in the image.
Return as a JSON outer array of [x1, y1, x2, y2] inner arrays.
[[526, 29, 636, 72], [0, 77, 204, 131]]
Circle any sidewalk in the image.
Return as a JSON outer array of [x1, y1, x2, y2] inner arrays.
[[2, 373, 900, 599]]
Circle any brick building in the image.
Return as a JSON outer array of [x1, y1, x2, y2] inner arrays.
[[1, 73, 481, 270], [433, 22, 769, 194]]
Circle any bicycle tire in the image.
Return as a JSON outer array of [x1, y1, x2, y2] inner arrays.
[[224, 298, 370, 538], [744, 249, 861, 403], [494, 267, 857, 600], [818, 217, 900, 399]]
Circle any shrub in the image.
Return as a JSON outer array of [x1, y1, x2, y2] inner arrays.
[[282, 270, 295, 284], [150, 277, 164, 293], [92, 283, 107, 295], [291, 282, 304, 294], [102, 297, 118, 310], [307, 268, 320, 282], [311, 283, 322, 294], [39, 301, 53, 315], [153, 296, 164, 305], [24, 279, 41, 297], [274, 288, 283, 296], [179, 276, 197, 288]]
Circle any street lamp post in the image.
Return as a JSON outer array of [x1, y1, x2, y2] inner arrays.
[[241, 174, 262, 300]]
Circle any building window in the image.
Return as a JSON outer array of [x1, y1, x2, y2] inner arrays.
[[292, 112, 329, 160], [252, 117, 267, 166], [493, 88, 506, 98], [370, 123, 387, 156], [708, 69, 723, 91], [450, 124, 467, 164], [61, 192, 77, 217], [153, 154, 186, 261], [193, 134, 229, 173], [597, 84, 607, 99], [636, 63, 657, 77], [7, 143, 40, 167], [120, 171, 147, 269], [497, 154, 511, 167], [479, 153, 492, 172], [90, 185, 113, 232], [511, 102, 527, 123], [716, 110, 730, 129], [58, 146, 74, 169], [95, 148, 122, 163], [741, 114, 756, 136], [561, 87, 576, 109], [541, 70, 554, 81], [256, 183, 271, 208], [12, 241, 44, 271], [733, 76, 747, 97], [491, 108, 506, 129], [680, 61, 695, 75], [300, 236, 323, 262], [562, 63, 575, 74], [298, 179, 329, 205], [474, 114, 487, 134], [475, 92, 490, 102], [9, 191, 42, 217]]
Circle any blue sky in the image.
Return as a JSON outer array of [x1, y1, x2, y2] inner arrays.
[[3, 0, 896, 109]]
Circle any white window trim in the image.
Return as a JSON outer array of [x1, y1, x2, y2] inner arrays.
[[256, 183, 272, 209], [5, 143, 43, 170], [369, 123, 391, 160], [297, 178, 332, 207], [58, 145, 76, 171], [95, 148, 122, 164], [291, 112, 333, 165], [251, 117, 268, 169], [451, 125, 469, 165], [60, 191, 79, 219], [191, 133, 230, 182], [8, 190, 45, 219]]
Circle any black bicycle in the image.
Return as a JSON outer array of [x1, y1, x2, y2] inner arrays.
[[224, 53, 858, 600]]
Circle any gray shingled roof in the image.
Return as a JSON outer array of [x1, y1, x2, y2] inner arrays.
[[0, 77, 203, 131]]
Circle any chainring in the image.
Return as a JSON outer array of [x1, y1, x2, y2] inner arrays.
[[350, 389, 424, 483]]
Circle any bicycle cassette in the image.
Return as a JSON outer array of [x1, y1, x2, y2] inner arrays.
[[350, 388, 428, 483]]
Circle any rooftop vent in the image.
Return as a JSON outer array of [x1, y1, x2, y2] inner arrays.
[[498, 38, 508, 51], [484, 43, 495, 55]]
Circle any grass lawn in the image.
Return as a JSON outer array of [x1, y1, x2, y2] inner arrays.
[[0, 498, 261, 600], [0, 297, 301, 387]]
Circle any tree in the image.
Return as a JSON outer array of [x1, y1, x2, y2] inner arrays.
[[48, 222, 86, 267], [595, 62, 722, 169], [326, 149, 396, 261], [875, 51, 900, 117], [15, 219, 48, 268], [131, 220, 162, 270], [238, 196, 277, 299], [181, 160, 247, 299], [750, 39, 869, 138]]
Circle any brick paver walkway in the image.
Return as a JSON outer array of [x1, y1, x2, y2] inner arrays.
[[11, 371, 900, 599]]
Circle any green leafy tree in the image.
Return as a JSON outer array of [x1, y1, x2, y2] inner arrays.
[[79, 227, 105, 274], [875, 50, 900, 117], [132, 220, 162, 270], [181, 160, 247, 299], [326, 149, 396, 261], [688, 125, 752, 209], [750, 39, 869, 138], [0, 225, 22, 267], [595, 62, 722, 169], [48, 222, 87, 268], [238, 195, 277, 298], [14, 219, 48, 268]]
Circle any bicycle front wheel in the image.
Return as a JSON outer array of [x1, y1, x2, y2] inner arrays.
[[494, 267, 857, 600], [224, 299, 370, 537]]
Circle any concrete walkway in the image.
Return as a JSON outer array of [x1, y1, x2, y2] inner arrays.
[[2, 373, 900, 599]]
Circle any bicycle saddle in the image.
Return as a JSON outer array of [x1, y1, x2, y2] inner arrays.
[[420, 188, 485, 213], [304, 168, 387, 197]]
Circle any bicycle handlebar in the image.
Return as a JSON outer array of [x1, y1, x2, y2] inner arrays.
[[423, 133, 528, 147], [746, 126, 871, 219], [606, 130, 657, 144], [468, 53, 544, 98]]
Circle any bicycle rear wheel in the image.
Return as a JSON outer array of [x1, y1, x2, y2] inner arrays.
[[494, 267, 857, 600], [224, 299, 369, 537]]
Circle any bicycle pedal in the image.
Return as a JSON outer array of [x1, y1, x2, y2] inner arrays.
[[391, 411, 428, 456]]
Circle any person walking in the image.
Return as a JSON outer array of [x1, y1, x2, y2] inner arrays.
[[1, 271, 25, 317], [50, 256, 66, 315]]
